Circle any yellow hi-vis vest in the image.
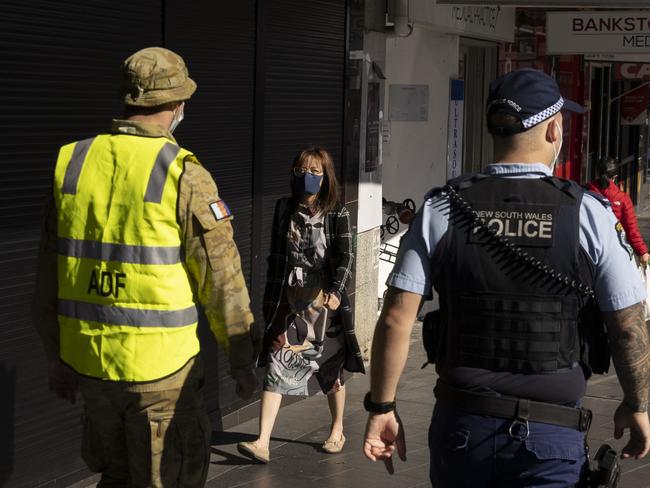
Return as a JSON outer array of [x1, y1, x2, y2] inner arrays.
[[53, 134, 200, 381]]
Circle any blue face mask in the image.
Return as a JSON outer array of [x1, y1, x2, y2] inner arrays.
[[295, 172, 323, 195]]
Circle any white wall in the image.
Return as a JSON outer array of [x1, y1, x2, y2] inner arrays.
[[358, 31, 385, 234], [378, 27, 459, 298], [354, 29, 386, 353], [383, 28, 459, 206]]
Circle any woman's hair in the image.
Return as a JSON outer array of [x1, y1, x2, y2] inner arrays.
[[290, 145, 340, 215], [597, 157, 618, 189]]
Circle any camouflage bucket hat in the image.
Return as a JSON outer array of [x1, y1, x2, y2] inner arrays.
[[122, 47, 197, 107]]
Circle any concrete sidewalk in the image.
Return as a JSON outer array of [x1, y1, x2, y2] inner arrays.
[[70, 326, 650, 488], [205, 325, 434, 487], [205, 323, 650, 488]]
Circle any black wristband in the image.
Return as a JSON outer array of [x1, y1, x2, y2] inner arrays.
[[364, 392, 396, 414]]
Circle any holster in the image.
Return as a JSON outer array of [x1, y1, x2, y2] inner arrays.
[[421, 309, 443, 368], [578, 298, 611, 376], [578, 443, 621, 488]]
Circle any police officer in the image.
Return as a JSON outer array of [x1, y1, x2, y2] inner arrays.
[[362, 69, 650, 486], [32, 47, 259, 487]]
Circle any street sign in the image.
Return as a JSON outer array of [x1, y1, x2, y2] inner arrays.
[[447, 80, 464, 180]]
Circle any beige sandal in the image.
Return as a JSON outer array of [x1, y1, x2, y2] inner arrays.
[[237, 441, 270, 463], [322, 434, 346, 454]]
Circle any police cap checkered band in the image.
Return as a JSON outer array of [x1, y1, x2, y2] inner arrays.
[[486, 69, 584, 134], [522, 97, 565, 129]]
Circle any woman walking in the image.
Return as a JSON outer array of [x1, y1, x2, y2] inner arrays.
[[238, 145, 365, 463], [588, 157, 650, 266]]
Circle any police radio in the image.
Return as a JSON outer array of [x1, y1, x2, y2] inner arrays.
[[587, 444, 621, 488]]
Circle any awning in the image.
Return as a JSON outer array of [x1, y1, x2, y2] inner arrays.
[[437, 1, 648, 6]]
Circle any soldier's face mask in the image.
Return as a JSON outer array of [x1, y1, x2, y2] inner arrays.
[[550, 120, 563, 172], [169, 102, 185, 133]]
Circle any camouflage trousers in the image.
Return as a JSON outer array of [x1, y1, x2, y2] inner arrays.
[[78, 357, 211, 488]]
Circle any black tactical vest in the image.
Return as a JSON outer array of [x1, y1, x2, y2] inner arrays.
[[431, 174, 596, 375]]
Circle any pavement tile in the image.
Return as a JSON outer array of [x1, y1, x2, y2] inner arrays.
[[207, 333, 434, 487]]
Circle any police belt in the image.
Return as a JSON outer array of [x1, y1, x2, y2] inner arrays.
[[434, 382, 592, 433]]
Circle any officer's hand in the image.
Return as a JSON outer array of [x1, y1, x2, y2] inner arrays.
[[614, 402, 650, 459], [324, 293, 341, 311], [640, 253, 650, 267], [48, 358, 78, 404], [233, 367, 258, 401], [363, 411, 406, 474]]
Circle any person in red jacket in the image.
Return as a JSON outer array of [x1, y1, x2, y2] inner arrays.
[[588, 157, 650, 266]]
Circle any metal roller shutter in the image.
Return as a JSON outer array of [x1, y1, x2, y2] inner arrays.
[[0, 1, 162, 486], [0, 0, 347, 485], [253, 0, 347, 317], [165, 0, 256, 420]]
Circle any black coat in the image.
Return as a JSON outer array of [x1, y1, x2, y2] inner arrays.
[[257, 197, 365, 374]]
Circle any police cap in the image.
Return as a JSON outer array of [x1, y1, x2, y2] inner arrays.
[[486, 69, 584, 135]]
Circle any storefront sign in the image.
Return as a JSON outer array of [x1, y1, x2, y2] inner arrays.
[[447, 80, 464, 180], [616, 63, 650, 80], [621, 84, 649, 126], [547, 11, 650, 54], [412, 2, 515, 42]]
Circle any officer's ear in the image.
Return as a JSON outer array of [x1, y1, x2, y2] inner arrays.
[[545, 115, 562, 143]]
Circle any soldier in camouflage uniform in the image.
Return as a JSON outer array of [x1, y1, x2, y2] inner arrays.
[[31, 47, 259, 487]]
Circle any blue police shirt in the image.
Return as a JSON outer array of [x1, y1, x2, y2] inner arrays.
[[388, 163, 646, 403]]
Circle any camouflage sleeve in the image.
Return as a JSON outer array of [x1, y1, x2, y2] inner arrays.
[[178, 157, 259, 375], [31, 194, 61, 360]]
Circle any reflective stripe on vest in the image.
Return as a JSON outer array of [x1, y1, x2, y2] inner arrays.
[[145, 142, 181, 203], [58, 238, 181, 264], [61, 137, 96, 194], [53, 134, 199, 381], [58, 300, 198, 327]]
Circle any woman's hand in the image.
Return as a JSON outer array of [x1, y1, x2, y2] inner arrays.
[[324, 292, 341, 311]]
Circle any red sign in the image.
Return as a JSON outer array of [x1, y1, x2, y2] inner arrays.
[[621, 84, 649, 125], [616, 63, 650, 80]]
